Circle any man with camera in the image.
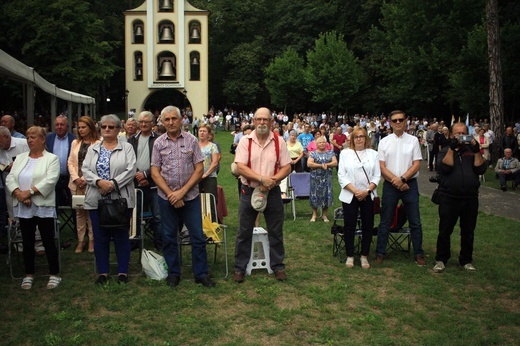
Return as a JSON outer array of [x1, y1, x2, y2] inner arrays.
[[433, 122, 487, 273]]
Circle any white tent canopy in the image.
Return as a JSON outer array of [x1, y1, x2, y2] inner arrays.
[[0, 49, 96, 125]]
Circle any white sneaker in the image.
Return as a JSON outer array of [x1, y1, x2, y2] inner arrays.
[[433, 261, 445, 273], [345, 257, 354, 268], [463, 263, 476, 271]]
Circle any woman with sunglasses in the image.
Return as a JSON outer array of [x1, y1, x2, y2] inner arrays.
[[82, 114, 136, 285]]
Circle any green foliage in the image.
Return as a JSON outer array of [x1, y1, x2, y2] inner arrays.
[[222, 37, 268, 109], [264, 47, 306, 113], [305, 31, 364, 112], [1, 0, 123, 97]]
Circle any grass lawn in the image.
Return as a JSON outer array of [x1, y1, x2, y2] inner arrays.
[[1, 129, 519, 345]]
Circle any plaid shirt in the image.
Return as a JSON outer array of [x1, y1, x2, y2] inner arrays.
[[151, 131, 204, 201]]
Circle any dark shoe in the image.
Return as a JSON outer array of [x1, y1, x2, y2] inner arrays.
[[415, 255, 427, 266], [95, 275, 108, 285], [232, 271, 245, 283], [275, 270, 288, 281], [195, 277, 216, 288], [166, 275, 180, 287], [501, 185, 507, 192], [117, 274, 128, 284], [374, 255, 384, 265]]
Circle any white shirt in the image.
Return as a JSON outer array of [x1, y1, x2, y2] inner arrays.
[[378, 133, 422, 179], [338, 148, 381, 204], [0, 137, 29, 188]]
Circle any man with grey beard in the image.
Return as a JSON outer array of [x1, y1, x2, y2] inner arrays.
[[232, 107, 292, 283]]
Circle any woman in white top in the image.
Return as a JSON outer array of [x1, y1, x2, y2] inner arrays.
[[6, 126, 61, 289], [338, 128, 381, 269]]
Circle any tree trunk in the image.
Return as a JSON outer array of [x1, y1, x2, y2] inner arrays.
[[486, 0, 504, 164]]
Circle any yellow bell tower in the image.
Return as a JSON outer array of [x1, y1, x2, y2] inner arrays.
[[124, 0, 208, 120]]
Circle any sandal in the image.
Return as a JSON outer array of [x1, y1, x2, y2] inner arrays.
[[47, 276, 62, 290], [345, 257, 355, 268], [21, 276, 34, 290], [361, 256, 371, 269]]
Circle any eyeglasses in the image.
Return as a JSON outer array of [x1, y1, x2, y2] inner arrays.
[[101, 125, 116, 130], [391, 118, 406, 123], [354, 135, 365, 139]]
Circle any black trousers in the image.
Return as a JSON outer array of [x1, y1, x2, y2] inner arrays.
[[436, 195, 478, 266]]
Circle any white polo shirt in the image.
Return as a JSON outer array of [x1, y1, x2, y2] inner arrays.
[[378, 132, 422, 179]]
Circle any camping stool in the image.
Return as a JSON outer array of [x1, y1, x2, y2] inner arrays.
[[246, 227, 273, 275]]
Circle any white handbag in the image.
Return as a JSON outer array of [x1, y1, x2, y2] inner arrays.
[[71, 195, 85, 209]]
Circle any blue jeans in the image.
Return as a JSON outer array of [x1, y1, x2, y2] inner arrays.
[[90, 210, 131, 274], [159, 196, 209, 279], [376, 179, 424, 257]]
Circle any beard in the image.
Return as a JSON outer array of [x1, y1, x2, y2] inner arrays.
[[256, 125, 269, 135]]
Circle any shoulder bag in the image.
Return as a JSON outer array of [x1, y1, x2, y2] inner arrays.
[[353, 150, 381, 214], [98, 179, 131, 228]]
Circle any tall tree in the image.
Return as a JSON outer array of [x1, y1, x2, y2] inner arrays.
[[305, 31, 364, 113], [3, 0, 120, 96], [264, 47, 306, 114], [486, 0, 504, 161]]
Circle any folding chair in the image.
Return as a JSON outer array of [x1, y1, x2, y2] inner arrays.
[[331, 207, 362, 263], [386, 204, 411, 257], [287, 172, 312, 220], [57, 206, 75, 247], [179, 193, 229, 278], [6, 218, 61, 279], [280, 176, 295, 220]]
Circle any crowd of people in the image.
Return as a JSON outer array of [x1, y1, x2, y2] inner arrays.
[[1, 106, 519, 289]]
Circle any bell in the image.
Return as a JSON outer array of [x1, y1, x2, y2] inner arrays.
[[190, 27, 200, 41], [136, 67, 142, 79], [160, 0, 173, 11], [159, 60, 175, 79], [160, 26, 174, 42], [134, 25, 143, 37], [136, 56, 142, 65], [191, 56, 199, 65]]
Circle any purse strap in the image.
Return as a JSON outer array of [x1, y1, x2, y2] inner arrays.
[[353, 150, 374, 196], [110, 179, 123, 197]]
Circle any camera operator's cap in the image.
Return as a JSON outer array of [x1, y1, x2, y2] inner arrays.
[[251, 187, 267, 212]]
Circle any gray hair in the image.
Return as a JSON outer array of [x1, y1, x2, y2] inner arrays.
[[289, 130, 298, 136], [0, 126, 11, 137], [126, 117, 139, 126], [100, 114, 122, 128], [161, 105, 180, 118], [138, 111, 154, 122]]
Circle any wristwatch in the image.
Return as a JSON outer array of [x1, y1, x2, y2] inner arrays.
[[29, 188, 35, 195], [400, 176, 407, 183]]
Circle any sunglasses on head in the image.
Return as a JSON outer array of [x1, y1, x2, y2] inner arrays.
[[391, 118, 406, 123]]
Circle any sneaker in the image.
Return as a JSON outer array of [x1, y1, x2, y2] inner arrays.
[[415, 255, 427, 267], [275, 270, 288, 281], [95, 275, 108, 285], [166, 275, 181, 287], [345, 257, 354, 268], [232, 271, 245, 283], [463, 263, 476, 271], [374, 255, 384, 265], [195, 277, 216, 288], [433, 261, 445, 273]]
